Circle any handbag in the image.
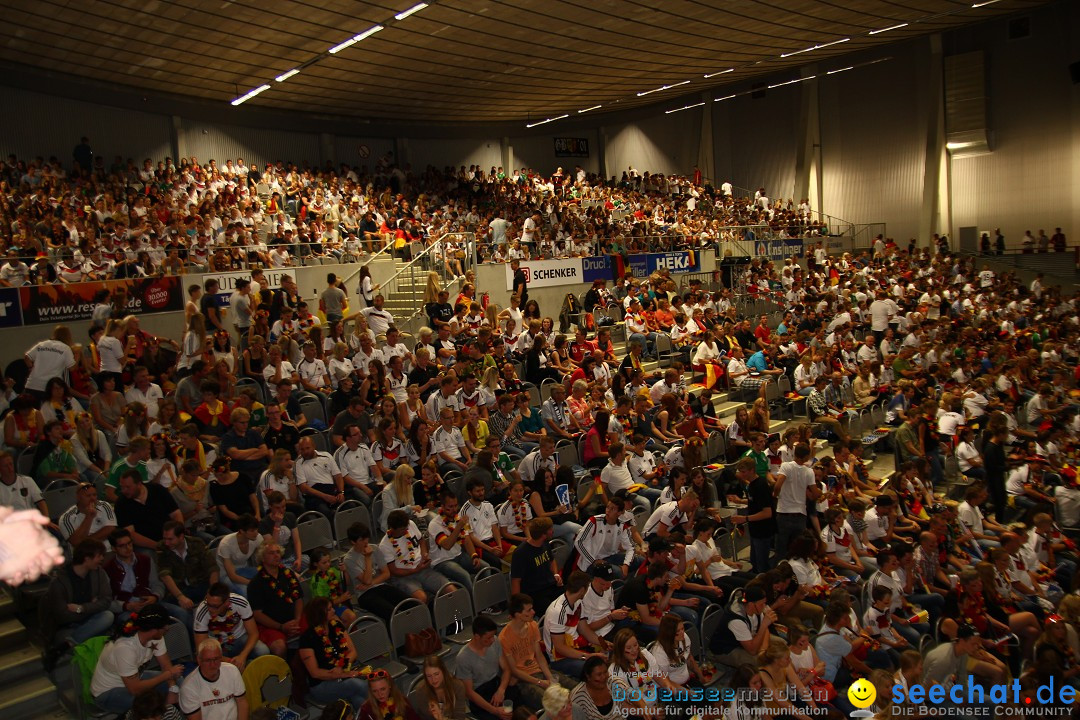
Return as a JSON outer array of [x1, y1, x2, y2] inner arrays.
[[807, 677, 837, 702], [404, 627, 443, 657]]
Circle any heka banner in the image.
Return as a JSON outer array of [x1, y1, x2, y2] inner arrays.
[[505, 259, 583, 290], [627, 252, 699, 277]]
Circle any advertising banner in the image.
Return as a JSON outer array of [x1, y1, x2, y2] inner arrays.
[[553, 138, 589, 157], [0, 288, 22, 328], [504, 259, 583, 290], [204, 268, 288, 308], [754, 239, 804, 261], [18, 276, 183, 326], [581, 255, 615, 283], [627, 252, 699, 278]]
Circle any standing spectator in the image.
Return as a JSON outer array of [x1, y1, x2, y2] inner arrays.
[[772, 444, 819, 558], [24, 325, 76, 401], [730, 456, 777, 573], [510, 517, 562, 613], [178, 638, 248, 720]]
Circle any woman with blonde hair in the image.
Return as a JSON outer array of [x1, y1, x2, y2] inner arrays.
[[424, 271, 441, 305], [328, 342, 355, 389], [178, 312, 207, 375], [380, 464, 423, 532], [607, 628, 674, 717], [757, 636, 817, 720], [71, 411, 111, 481], [411, 654, 469, 720]]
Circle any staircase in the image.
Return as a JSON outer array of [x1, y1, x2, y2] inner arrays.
[[381, 258, 435, 321], [0, 588, 64, 720]]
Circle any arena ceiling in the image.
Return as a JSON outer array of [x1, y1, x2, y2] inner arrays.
[[0, 0, 1049, 125]]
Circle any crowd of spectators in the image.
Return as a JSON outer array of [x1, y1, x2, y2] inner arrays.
[[2, 145, 1080, 720]]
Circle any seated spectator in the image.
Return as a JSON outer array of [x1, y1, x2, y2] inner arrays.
[[32, 420, 80, 483], [499, 592, 566, 710], [294, 435, 346, 518], [711, 585, 775, 667], [308, 546, 356, 625], [411, 654, 470, 720], [218, 407, 271, 486], [259, 490, 306, 573], [461, 477, 508, 567], [178, 638, 248, 720], [157, 520, 218, 627], [58, 481, 117, 549], [380, 509, 451, 604], [544, 570, 609, 679], [359, 668, 420, 720], [248, 542, 304, 658], [496, 480, 533, 545], [117, 469, 183, 551], [216, 513, 262, 597], [208, 457, 259, 531], [456, 614, 520, 720], [569, 655, 619, 720], [193, 582, 269, 670], [428, 489, 488, 594], [90, 604, 181, 715], [106, 436, 151, 503], [607, 627, 674, 716], [104, 528, 161, 614], [42, 538, 114, 663]]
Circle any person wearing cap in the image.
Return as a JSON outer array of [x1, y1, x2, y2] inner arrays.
[[90, 603, 183, 714], [922, 622, 1006, 689], [578, 561, 648, 643], [29, 252, 56, 284]]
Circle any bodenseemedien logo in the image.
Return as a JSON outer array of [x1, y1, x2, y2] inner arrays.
[[891, 677, 1077, 716]]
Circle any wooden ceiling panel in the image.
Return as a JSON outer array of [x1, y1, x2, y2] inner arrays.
[[0, 0, 1052, 123]]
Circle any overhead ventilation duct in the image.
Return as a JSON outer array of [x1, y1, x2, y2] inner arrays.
[[944, 51, 990, 156]]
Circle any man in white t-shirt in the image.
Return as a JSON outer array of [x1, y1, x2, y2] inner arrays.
[[461, 478, 504, 566], [58, 483, 117, 549], [125, 366, 165, 418], [216, 516, 263, 597], [179, 638, 247, 720], [192, 584, 268, 669], [772, 444, 820, 558], [91, 604, 182, 714], [601, 444, 652, 512], [24, 328, 76, 397], [333, 425, 382, 504], [432, 408, 470, 473]]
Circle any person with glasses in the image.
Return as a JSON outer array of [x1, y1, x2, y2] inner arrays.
[[298, 597, 369, 708], [103, 528, 160, 614], [192, 582, 268, 672]]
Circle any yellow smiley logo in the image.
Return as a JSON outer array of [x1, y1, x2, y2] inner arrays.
[[847, 678, 877, 709]]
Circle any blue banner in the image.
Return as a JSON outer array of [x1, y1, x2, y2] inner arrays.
[[754, 239, 804, 261], [627, 252, 699, 277], [0, 287, 23, 328], [581, 255, 615, 283]]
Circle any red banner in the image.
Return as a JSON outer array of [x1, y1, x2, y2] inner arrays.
[[18, 276, 183, 326]]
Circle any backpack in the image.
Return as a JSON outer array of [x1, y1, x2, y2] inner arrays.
[[72, 636, 109, 708]]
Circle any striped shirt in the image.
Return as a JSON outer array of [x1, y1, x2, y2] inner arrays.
[[642, 500, 689, 537], [58, 501, 117, 548], [574, 514, 634, 571]]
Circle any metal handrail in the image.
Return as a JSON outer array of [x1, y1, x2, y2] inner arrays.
[[332, 233, 406, 291], [377, 233, 477, 332]]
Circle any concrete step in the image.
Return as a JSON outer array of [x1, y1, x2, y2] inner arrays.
[[715, 401, 745, 418], [0, 675, 61, 720], [768, 419, 787, 431], [0, 644, 44, 686], [0, 618, 28, 646], [0, 589, 15, 621]]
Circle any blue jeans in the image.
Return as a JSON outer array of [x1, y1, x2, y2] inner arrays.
[[554, 521, 583, 543], [750, 536, 773, 574], [505, 441, 539, 459], [907, 592, 944, 627], [551, 657, 586, 679], [775, 512, 807, 559], [96, 671, 168, 714], [59, 610, 115, 645], [434, 553, 489, 594], [629, 332, 658, 357], [308, 677, 368, 708], [224, 566, 258, 597], [222, 635, 271, 660]]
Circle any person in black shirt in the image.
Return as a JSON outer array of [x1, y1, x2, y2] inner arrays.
[[248, 543, 304, 658], [408, 349, 441, 402], [115, 470, 183, 549], [264, 403, 301, 455], [729, 457, 776, 574], [509, 517, 560, 613], [199, 279, 225, 333], [984, 426, 1009, 522], [511, 259, 528, 307], [328, 375, 360, 420], [426, 289, 454, 330]]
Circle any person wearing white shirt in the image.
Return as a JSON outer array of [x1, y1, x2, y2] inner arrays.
[[333, 429, 382, 504], [360, 296, 394, 336], [432, 408, 470, 473], [90, 605, 180, 714], [601, 444, 653, 512], [772, 444, 819, 557], [24, 329, 76, 396], [460, 478, 504, 566], [125, 367, 164, 419], [293, 437, 345, 517]]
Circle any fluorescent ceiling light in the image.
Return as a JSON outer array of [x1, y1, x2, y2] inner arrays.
[[329, 24, 384, 53], [826, 66, 853, 75], [768, 75, 816, 89], [665, 102, 704, 114], [636, 80, 691, 97], [395, 2, 428, 20], [946, 140, 982, 150], [869, 22, 909, 34], [704, 69, 733, 78], [525, 114, 569, 128], [275, 69, 300, 82], [780, 37, 849, 58], [971, 0, 1002, 6], [230, 84, 271, 106], [714, 94, 737, 102], [578, 105, 602, 113]]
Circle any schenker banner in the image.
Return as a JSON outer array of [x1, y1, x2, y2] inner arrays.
[[19, 276, 183, 325], [504, 259, 583, 290]]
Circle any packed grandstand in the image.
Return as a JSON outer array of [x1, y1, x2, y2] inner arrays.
[[1, 147, 1079, 720]]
